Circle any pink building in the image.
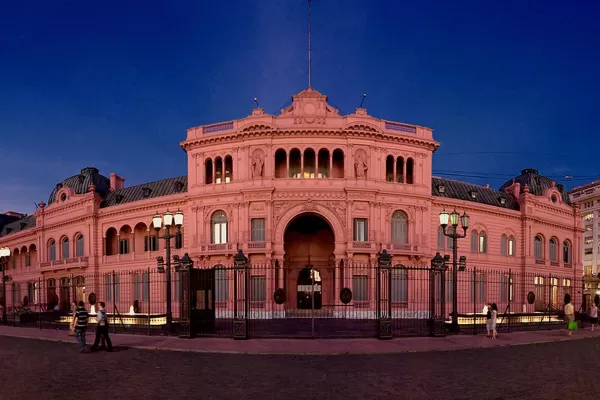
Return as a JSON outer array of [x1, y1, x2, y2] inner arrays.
[[0, 87, 583, 337]]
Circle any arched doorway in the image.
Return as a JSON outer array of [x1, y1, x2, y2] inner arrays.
[[283, 213, 335, 312]]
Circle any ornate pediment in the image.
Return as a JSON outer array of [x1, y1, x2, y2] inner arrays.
[[279, 87, 339, 124]]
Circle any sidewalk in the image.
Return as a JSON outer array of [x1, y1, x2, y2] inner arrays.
[[0, 325, 598, 355]]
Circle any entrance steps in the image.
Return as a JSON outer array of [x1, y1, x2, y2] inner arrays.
[[284, 308, 334, 318]]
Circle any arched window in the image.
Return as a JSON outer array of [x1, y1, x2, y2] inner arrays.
[[224, 155, 233, 183], [205, 158, 213, 184], [48, 240, 56, 261], [385, 155, 394, 182], [391, 211, 408, 244], [500, 234, 508, 256], [406, 158, 414, 184], [508, 236, 516, 257], [391, 266, 408, 302], [61, 237, 69, 259], [534, 235, 543, 260], [211, 211, 228, 244], [396, 157, 405, 183], [76, 234, 84, 257], [447, 227, 455, 249], [563, 241, 572, 264], [470, 231, 479, 252], [478, 231, 487, 253], [274, 149, 287, 178], [549, 238, 557, 261], [437, 227, 445, 250]]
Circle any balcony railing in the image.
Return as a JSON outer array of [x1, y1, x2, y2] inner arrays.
[[248, 242, 266, 249], [382, 243, 424, 256], [102, 250, 184, 265], [40, 256, 89, 271], [535, 259, 546, 265], [352, 242, 373, 250]]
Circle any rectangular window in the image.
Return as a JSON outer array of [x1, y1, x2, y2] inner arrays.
[[500, 276, 507, 302], [213, 223, 227, 244], [251, 276, 266, 302], [142, 272, 149, 301], [27, 283, 34, 304], [104, 275, 112, 302], [470, 233, 478, 252], [508, 238, 515, 256], [251, 218, 266, 242], [478, 274, 485, 301], [174, 233, 183, 249], [25, 253, 31, 267], [114, 275, 120, 302], [215, 268, 229, 301], [391, 218, 408, 244], [391, 269, 408, 302], [62, 241, 69, 259], [447, 228, 454, 249], [500, 236, 507, 256], [145, 236, 158, 252], [76, 238, 84, 257], [437, 229, 445, 250], [353, 219, 368, 242], [446, 272, 453, 301], [352, 275, 368, 301], [119, 239, 130, 255], [133, 275, 140, 301], [174, 273, 181, 301]]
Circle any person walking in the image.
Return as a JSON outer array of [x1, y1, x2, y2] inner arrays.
[[589, 302, 598, 332], [91, 301, 113, 352], [485, 303, 492, 337], [490, 303, 498, 339], [73, 301, 89, 352], [564, 294, 575, 336]]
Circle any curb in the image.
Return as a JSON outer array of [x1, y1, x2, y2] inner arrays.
[[1, 331, 599, 356]]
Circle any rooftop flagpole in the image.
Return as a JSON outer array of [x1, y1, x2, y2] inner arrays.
[[308, 0, 312, 88]]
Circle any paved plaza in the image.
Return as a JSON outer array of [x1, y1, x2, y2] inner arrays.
[[0, 327, 598, 399]]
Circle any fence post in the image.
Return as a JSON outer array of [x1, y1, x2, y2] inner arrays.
[[508, 269, 512, 333], [147, 268, 151, 336], [377, 250, 392, 340], [38, 278, 42, 330], [112, 271, 116, 334], [472, 267, 476, 335]]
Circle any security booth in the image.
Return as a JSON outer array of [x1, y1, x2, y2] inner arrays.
[[177, 253, 216, 338]]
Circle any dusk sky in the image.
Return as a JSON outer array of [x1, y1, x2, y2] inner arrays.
[[1, 0, 598, 214]]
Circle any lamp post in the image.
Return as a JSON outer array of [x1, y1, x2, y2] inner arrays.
[[0, 248, 11, 325], [439, 209, 470, 333], [153, 210, 183, 333]]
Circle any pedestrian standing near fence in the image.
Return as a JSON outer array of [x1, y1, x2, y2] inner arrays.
[[73, 301, 89, 352], [91, 301, 113, 352], [485, 303, 492, 338], [490, 303, 498, 339], [564, 294, 575, 336], [589, 302, 598, 332]]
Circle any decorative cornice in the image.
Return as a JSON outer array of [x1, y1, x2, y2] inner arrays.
[[180, 128, 438, 152]]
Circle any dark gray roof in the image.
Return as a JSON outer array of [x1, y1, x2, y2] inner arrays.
[[0, 215, 37, 238], [101, 176, 187, 208], [432, 177, 519, 210], [48, 167, 110, 205], [499, 168, 571, 205]]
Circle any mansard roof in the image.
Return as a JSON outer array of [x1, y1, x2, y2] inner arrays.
[[432, 177, 519, 210], [0, 215, 37, 238], [101, 176, 187, 208], [48, 167, 110, 205], [499, 168, 571, 205]]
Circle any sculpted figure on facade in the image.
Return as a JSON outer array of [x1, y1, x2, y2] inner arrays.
[[251, 151, 264, 178], [354, 150, 368, 178]]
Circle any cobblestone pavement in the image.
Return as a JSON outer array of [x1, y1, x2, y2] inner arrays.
[[0, 335, 596, 400]]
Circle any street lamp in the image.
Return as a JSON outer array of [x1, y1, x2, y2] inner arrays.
[[153, 209, 184, 333], [0, 247, 11, 325], [439, 209, 470, 333]]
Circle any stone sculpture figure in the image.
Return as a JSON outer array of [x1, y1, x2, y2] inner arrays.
[[354, 154, 368, 178], [252, 153, 264, 178]]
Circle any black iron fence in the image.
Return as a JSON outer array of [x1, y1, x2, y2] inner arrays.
[[0, 263, 584, 338]]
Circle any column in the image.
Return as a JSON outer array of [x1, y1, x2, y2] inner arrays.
[[221, 155, 225, 183], [329, 152, 333, 179], [315, 154, 319, 179], [212, 161, 216, 185], [286, 152, 290, 177], [131, 232, 136, 253], [300, 151, 304, 177]]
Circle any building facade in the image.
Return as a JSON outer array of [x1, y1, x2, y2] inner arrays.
[[0, 88, 584, 329], [569, 181, 600, 277]]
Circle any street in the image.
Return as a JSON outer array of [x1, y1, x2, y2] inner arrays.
[[0, 335, 594, 399]]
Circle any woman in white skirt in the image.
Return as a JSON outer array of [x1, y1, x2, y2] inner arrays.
[[490, 303, 498, 339]]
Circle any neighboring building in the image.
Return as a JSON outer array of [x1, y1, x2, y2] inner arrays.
[[569, 181, 600, 277], [0, 87, 583, 326]]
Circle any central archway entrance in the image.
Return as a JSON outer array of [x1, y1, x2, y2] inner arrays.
[[283, 213, 335, 315]]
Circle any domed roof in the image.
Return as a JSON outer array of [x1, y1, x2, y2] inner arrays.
[[499, 168, 571, 205], [48, 167, 110, 205]]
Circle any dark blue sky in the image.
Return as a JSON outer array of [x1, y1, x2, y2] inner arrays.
[[1, 0, 598, 214]]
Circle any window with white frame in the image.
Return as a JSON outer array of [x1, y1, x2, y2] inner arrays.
[[508, 236, 515, 256], [437, 227, 445, 250], [478, 232, 487, 253], [353, 218, 368, 242], [211, 211, 228, 244], [391, 211, 408, 244], [251, 276, 266, 302], [251, 218, 266, 242]]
